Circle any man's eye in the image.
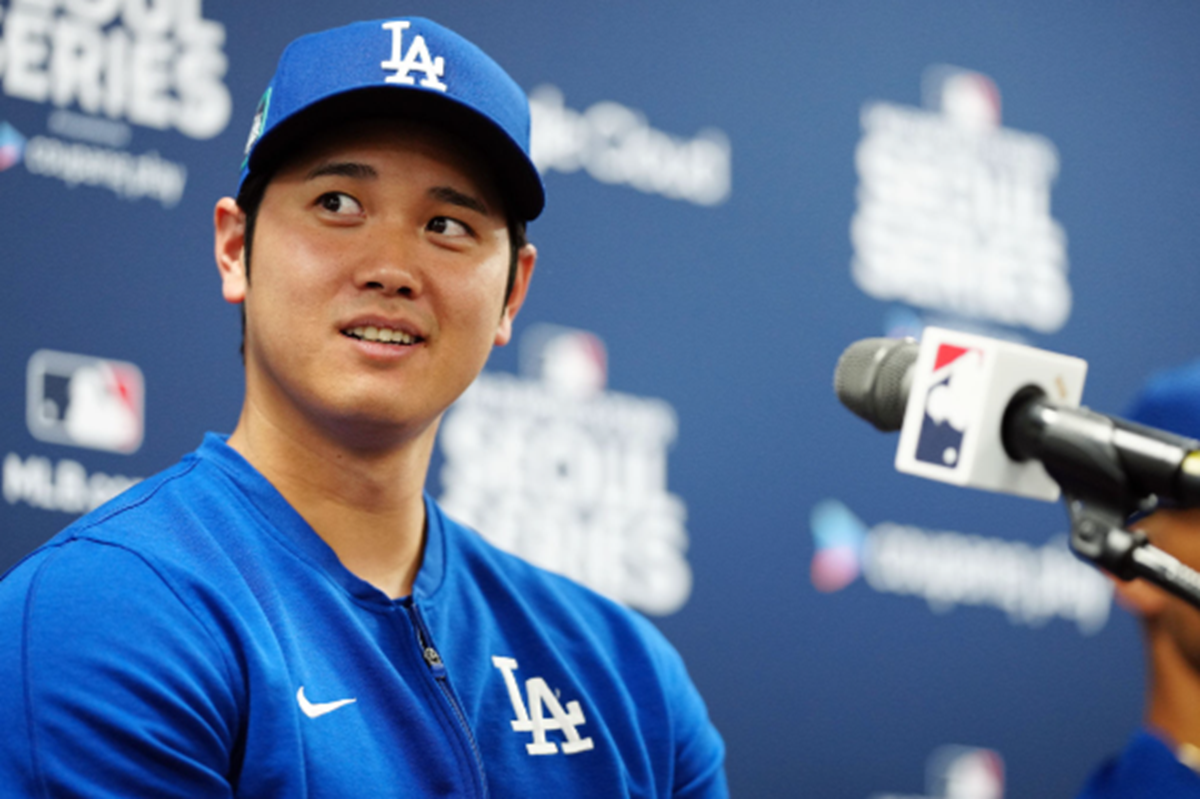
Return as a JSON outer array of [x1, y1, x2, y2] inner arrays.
[[428, 216, 471, 237], [316, 192, 363, 215]]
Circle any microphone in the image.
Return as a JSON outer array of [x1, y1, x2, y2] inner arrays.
[[835, 328, 1200, 601], [835, 328, 1200, 512]]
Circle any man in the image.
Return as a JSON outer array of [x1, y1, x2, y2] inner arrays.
[[1077, 360, 1200, 797], [0, 18, 727, 798]]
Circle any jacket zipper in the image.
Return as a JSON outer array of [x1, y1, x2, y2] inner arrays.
[[408, 604, 490, 799]]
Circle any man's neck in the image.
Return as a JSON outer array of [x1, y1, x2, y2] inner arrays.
[[1144, 628, 1200, 757], [226, 402, 437, 599]]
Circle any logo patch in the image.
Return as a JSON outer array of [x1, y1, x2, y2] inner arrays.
[[26, 350, 145, 454], [381, 21, 447, 91], [242, 87, 273, 162], [492, 656, 594, 755]]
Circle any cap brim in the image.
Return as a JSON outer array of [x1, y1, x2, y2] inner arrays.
[[243, 86, 544, 221]]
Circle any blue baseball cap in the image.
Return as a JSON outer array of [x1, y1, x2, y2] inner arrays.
[[1126, 359, 1200, 439], [238, 18, 544, 221]]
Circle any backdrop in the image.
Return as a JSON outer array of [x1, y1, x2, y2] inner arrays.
[[4, 2, 1200, 796]]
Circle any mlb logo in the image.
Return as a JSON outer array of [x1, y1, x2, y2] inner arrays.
[[914, 344, 985, 470], [519, 324, 608, 399], [926, 745, 1005, 799], [26, 350, 145, 454]]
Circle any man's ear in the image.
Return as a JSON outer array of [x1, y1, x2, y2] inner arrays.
[[495, 243, 537, 347], [1113, 574, 1170, 619], [214, 197, 248, 305]]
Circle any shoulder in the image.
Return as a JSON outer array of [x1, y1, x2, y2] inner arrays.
[[0, 442, 254, 665], [2, 438, 259, 589], [436, 503, 674, 657]]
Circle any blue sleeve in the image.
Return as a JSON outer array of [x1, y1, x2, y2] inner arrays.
[[637, 615, 729, 799], [0, 540, 241, 798]]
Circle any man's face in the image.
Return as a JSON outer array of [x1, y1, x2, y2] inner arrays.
[[217, 119, 534, 447]]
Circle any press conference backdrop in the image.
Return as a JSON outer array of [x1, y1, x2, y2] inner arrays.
[[4, 2, 1199, 796]]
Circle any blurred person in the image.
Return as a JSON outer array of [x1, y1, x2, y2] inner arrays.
[[1077, 360, 1200, 797]]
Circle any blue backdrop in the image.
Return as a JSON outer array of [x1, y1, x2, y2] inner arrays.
[[4, 2, 1200, 796]]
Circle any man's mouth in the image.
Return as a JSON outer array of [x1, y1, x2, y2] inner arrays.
[[342, 325, 421, 345]]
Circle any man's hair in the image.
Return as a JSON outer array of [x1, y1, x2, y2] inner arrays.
[[233, 164, 528, 356]]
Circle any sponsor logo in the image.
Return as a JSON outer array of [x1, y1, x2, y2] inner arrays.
[[381, 20, 447, 91], [295, 686, 357, 719], [0, 119, 25, 170], [873, 745, 1005, 799], [914, 345, 984, 469], [809, 499, 1113, 634], [21, 135, 186, 206], [438, 325, 692, 616], [530, 84, 731, 206], [492, 655, 594, 755], [851, 65, 1069, 334], [26, 349, 144, 454], [3, 452, 139, 514]]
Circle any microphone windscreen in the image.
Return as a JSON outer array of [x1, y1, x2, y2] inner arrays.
[[834, 338, 918, 432]]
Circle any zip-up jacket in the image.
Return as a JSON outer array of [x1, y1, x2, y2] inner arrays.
[[0, 434, 728, 797]]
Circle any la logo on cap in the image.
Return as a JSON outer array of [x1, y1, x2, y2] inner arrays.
[[381, 21, 447, 91]]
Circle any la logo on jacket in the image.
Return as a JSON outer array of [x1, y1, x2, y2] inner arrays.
[[492, 656, 595, 755]]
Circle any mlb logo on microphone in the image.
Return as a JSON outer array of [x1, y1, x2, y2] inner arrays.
[[914, 344, 984, 470], [26, 350, 145, 454], [894, 327, 1087, 502]]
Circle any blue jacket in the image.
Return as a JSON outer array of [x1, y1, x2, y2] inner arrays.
[[1077, 729, 1200, 798], [0, 434, 727, 797]]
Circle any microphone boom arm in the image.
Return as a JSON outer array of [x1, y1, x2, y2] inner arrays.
[[1007, 389, 1200, 609]]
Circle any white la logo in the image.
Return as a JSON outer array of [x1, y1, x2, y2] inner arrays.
[[492, 656, 595, 755], [380, 21, 448, 92]]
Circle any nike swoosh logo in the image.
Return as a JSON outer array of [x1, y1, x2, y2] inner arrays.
[[296, 686, 357, 719]]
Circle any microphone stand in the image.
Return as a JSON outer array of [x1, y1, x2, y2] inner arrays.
[[1007, 390, 1200, 609], [1066, 498, 1200, 610]]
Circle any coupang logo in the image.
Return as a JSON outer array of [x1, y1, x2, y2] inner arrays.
[[0, 0, 233, 206], [809, 498, 1113, 635]]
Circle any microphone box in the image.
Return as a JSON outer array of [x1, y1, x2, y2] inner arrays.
[[894, 327, 1088, 502]]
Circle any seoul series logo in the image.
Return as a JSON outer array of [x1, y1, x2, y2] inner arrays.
[[26, 350, 145, 455], [852, 65, 1070, 335], [914, 344, 984, 470], [438, 324, 692, 616]]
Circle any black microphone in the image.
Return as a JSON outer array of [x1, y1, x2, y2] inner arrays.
[[834, 336, 1200, 513]]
